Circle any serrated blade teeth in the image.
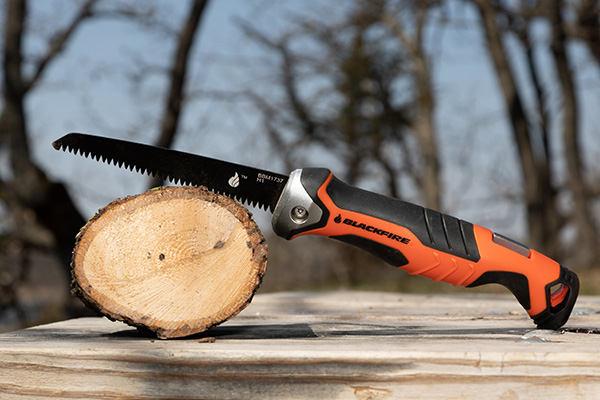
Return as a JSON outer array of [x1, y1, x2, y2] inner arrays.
[[52, 132, 288, 212]]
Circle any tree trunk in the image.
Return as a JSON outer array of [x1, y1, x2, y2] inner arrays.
[[412, 8, 441, 211], [1, 0, 87, 269], [71, 186, 267, 339], [549, 0, 598, 268], [383, 4, 441, 210], [473, 0, 561, 257]]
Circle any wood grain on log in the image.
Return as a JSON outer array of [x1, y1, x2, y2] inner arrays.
[[71, 186, 267, 339]]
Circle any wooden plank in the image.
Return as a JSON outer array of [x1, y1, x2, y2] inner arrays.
[[1, 291, 599, 399]]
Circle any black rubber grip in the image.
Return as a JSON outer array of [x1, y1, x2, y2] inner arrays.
[[468, 271, 531, 309], [332, 234, 409, 266], [320, 170, 481, 262]]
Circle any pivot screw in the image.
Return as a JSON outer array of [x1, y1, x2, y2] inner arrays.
[[290, 206, 309, 223]]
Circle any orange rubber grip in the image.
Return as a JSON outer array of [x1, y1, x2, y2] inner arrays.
[[287, 169, 579, 329]]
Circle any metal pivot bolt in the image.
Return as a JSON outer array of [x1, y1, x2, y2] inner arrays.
[[290, 206, 309, 223], [272, 169, 324, 238]]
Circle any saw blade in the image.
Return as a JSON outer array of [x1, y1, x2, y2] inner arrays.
[[52, 132, 288, 212]]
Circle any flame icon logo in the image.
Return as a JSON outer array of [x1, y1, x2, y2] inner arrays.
[[334, 214, 342, 224], [228, 172, 240, 188]]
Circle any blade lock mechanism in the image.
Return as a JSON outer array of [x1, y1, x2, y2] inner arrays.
[[53, 133, 580, 330], [272, 169, 324, 237]]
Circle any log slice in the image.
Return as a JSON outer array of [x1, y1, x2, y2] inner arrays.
[[71, 186, 267, 339]]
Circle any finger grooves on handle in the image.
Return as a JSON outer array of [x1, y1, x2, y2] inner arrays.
[[405, 253, 440, 276], [435, 258, 459, 282], [401, 251, 476, 286]]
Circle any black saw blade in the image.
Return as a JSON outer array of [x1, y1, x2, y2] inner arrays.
[[52, 132, 288, 212]]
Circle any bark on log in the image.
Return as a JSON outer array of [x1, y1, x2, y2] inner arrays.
[[71, 186, 267, 339]]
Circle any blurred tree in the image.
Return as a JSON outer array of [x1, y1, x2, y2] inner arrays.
[[0, 0, 210, 328], [472, 0, 599, 267], [238, 0, 444, 287], [1, 0, 95, 321], [569, 0, 600, 65], [382, 0, 442, 211], [240, 0, 442, 209]]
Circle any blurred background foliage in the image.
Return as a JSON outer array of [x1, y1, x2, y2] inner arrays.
[[1, 0, 599, 331]]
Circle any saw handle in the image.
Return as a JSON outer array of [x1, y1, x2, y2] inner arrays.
[[279, 168, 579, 329]]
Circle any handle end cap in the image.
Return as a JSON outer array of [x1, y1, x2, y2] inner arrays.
[[531, 266, 579, 330]]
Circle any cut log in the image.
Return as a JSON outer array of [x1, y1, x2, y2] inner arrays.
[[71, 186, 267, 339]]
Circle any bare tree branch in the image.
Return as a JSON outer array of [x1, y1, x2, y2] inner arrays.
[[383, 1, 441, 209], [507, 4, 552, 165], [149, 0, 209, 188], [24, 0, 97, 92]]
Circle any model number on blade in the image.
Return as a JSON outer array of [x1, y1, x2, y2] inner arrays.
[[257, 173, 284, 184]]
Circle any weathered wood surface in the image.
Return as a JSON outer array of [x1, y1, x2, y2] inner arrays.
[[1, 291, 600, 399], [71, 186, 267, 339]]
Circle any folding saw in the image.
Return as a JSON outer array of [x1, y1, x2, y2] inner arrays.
[[53, 132, 579, 329]]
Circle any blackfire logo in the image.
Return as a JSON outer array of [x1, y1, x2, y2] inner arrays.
[[333, 214, 410, 244]]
